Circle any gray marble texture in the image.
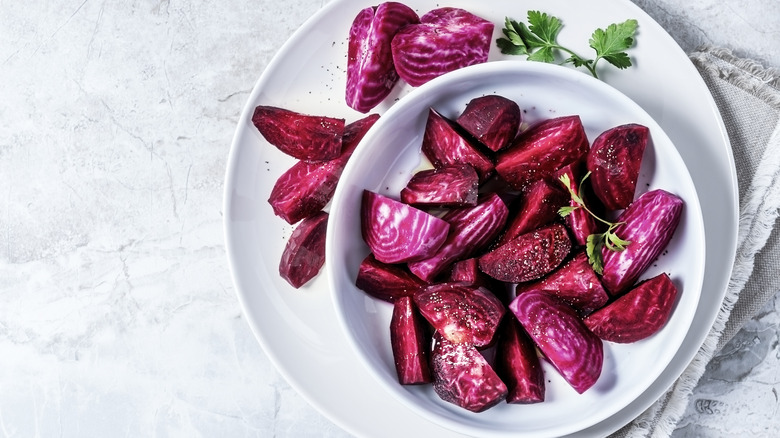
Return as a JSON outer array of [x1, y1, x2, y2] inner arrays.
[[1, 0, 778, 437]]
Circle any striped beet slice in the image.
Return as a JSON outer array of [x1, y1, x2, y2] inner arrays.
[[601, 189, 684, 295], [479, 223, 572, 283], [279, 211, 329, 288], [355, 253, 426, 303], [400, 164, 479, 207], [509, 290, 603, 394], [421, 108, 495, 182], [494, 317, 545, 404], [252, 105, 345, 162], [346, 2, 419, 113], [498, 178, 568, 245], [456, 95, 522, 152], [361, 190, 450, 264], [587, 124, 649, 210], [391, 7, 494, 87], [390, 296, 433, 385]]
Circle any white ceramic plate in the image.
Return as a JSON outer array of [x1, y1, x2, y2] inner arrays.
[[327, 61, 705, 438], [223, 0, 738, 437]]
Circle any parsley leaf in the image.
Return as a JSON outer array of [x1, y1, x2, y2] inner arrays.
[[590, 19, 638, 70]]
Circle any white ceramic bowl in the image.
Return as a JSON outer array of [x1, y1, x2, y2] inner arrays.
[[326, 61, 705, 438]]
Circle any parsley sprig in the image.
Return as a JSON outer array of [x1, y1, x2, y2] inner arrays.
[[496, 11, 638, 79], [558, 172, 630, 274]]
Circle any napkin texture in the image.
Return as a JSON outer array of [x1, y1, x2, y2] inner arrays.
[[614, 46, 780, 438]]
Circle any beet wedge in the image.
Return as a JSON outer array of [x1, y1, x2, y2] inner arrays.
[[355, 253, 426, 302], [479, 223, 572, 283], [494, 317, 545, 404], [268, 113, 379, 224], [413, 283, 505, 348], [391, 7, 494, 87], [430, 333, 508, 412], [498, 178, 568, 246], [279, 211, 328, 288], [584, 273, 678, 343], [509, 290, 603, 394], [601, 189, 684, 295], [252, 105, 345, 162], [361, 190, 450, 264], [455, 95, 522, 152], [587, 124, 649, 210], [408, 192, 509, 282], [400, 164, 479, 208], [495, 115, 589, 189], [346, 3, 419, 113], [556, 162, 600, 247], [391, 296, 433, 385], [421, 108, 495, 182]]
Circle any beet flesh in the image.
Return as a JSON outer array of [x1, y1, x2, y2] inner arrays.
[[252, 105, 345, 162], [390, 296, 433, 384], [279, 211, 329, 288]]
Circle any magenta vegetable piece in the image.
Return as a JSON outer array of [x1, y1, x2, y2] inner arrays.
[[268, 114, 380, 224], [584, 273, 679, 343], [414, 283, 505, 347], [587, 124, 649, 210], [346, 3, 420, 113], [408, 192, 509, 282], [495, 115, 589, 189], [279, 211, 329, 288], [430, 333, 508, 412], [516, 251, 609, 316], [509, 290, 603, 394], [400, 164, 479, 207], [391, 296, 433, 385], [455, 95, 522, 152], [391, 7, 494, 87], [494, 317, 545, 404], [361, 190, 450, 264], [498, 178, 568, 245], [479, 223, 572, 283], [555, 162, 600, 247], [601, 189, 684, 295], [421, 108, 495, 182], [252, 105, 345, 162], [355, 253, 426, 302]]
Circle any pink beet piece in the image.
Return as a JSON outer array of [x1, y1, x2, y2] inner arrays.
[[479, 223, 572, 283], [587, 123, 649, 210], [414, 283, 505, 347], [430, 332, 508, 412], [408, 192, 509, 282], [346, 2, 419, 113], [494, 317, 545, 404], [509, 290, 603, 394], [355, 253, 426, 302], [278, 211, 329, 288], [268, 113, 379, 224], [456, 95, 522, 152], [391, 296, 433, 385], [555, 162, 600, 247], [495, 116, 589, 189], [584, 273, 679, 343], [361, 190, 450, 264], [601, 189, 684, 295], [391, 7, 494, 87], [421, 108, 495, 182], [498, 178, 568, 245], [400, 164, 479, 208], [252, 105, 345, 162]]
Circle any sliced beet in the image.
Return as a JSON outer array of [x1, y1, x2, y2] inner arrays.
[[400, 164, 479, 208], [268, 113, 380, 224], [495, 115, 589, 189], [455, 95, 522, 152], [421, 108, 495, 182], [601, 189, 684, 295], [355, 253, 426, 302], [390, 296, 433, 385], [408, 192, 509, 282], [494, 317, 545, 404], [498, 178, 568, 245], [515, 251, 609, 316], [509, 290, 603, 394], [346, 3, 420, 113], [278, 211, 329, 288], [430, 333, 508, 412], [252, 105, 345, 162], [391, 7, 494, 87], [584, 273, 679, 343], [413, 283, 505, 348], [479, 223, 572, 283], [361, 190, 450, 264], [555, 162, 600, 247], [587, 124, 649, 210]]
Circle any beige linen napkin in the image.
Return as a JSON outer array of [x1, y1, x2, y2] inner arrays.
[[614, 46, 780, 437]]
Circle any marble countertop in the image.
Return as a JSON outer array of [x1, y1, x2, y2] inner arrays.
[[1, 0, 778, 436]]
